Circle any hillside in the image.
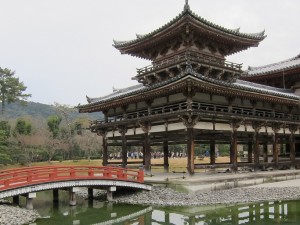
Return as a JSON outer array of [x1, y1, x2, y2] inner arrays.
[[1, 102, 103, 121]]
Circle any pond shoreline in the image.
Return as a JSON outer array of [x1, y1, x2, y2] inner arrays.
[[2, 178, 300, 225]]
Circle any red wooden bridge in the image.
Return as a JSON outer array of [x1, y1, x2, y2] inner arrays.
[[0, 166, 151, 209]]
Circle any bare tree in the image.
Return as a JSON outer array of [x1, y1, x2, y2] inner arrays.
[[75, 130, 102, 161], [53, 102, 76, 159], [33, 128, 59, 163]]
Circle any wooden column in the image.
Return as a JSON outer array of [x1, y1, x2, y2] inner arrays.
[[103, 110, 108, 123], [144, 132, 151, 173], [139, 122, 151, 174], [142, 144, 146, 165], [248, 141, 253, 163], [253, 133, 260, 170], [99, 130, 108, 166], [163, 140, 169, 173], [163, 121, 169, 173], [230, 120, 240, 172], [289, 126, 298, 169], [179, 114, 198, 176], [263, 144, 268, 163], [252, 122, 262, 171], [118, 126, 127, 168], [210, 140, 216, 165], [230, 130, 238, 171], [272, 123, 281, 169], [187, 127, 195, 175]]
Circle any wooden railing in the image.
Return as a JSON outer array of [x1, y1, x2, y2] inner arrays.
[[136, 51, 242, 76], [0, 166, 144, 191], [91, 101, 300, 127]]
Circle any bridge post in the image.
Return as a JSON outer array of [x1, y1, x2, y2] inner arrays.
[[69, 187, 78, 206], [53, 189, 59, 204], [107, 186, 116, 201], [88, 188, 93, 200], [26, 192, 36, 210], [13, 196, 19, 205]]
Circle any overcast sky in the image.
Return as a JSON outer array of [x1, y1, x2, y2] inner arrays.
[[0, 0, 299, 106]]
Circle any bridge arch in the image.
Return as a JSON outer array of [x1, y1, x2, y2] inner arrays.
[[0, 166, 151, 207]]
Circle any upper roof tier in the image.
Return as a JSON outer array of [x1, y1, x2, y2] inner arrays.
[[113, 1, 266, 60]]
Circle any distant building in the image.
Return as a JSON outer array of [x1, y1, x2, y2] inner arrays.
[[78, 1, 300, 174]]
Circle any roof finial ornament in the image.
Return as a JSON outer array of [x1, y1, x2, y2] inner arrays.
[[184, 0, 190, 11]]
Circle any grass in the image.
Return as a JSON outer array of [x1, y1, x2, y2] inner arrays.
[[0, 156, 231, 172]]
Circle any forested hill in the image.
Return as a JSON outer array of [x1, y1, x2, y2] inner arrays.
[[1, 102, 102, 120]]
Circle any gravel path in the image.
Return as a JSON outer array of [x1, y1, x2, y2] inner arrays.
[[110, 186, 300, 206], [0, 204, 39, 225]]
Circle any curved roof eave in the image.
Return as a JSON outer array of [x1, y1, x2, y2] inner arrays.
[[113, 6, 266, 50], [243, 54, 300, 77], [78, 71, 299, 112]]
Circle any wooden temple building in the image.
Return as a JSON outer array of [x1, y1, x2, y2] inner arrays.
[[78, 1, 300, 175]]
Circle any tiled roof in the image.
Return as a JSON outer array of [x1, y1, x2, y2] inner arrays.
[[113, 2, 265, 48], [86, 84, 144, 103], [244, 54, 300, 77], [79, 69, 299, 110]]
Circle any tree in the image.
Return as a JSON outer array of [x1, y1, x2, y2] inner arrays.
[[12, 118, 34, 165], [14, 118, 32, 136], [0, 121, 10, 140], [0, 67, 31, 114], [53, 103, 77, 159], [0, 121, 11, 165], [47, 115, 62, 138]]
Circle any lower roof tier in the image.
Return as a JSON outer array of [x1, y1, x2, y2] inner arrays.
[[79, 67, 299, 114]]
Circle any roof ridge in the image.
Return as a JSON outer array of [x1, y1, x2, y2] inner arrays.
[[248, 54, 300, 71], [86, 84, 143, 103], [113, 3, 265, 48]]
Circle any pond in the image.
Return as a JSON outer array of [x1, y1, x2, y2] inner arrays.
[[24, 191, 300, 225]]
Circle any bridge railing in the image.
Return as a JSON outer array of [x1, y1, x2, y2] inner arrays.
[[0, 166, 144, 191]]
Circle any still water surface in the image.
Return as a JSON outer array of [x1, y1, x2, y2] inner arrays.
[[23, 191, 300, 225]]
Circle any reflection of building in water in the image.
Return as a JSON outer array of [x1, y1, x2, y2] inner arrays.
[[91, 206, 153, 225], [36, 201, 152, 225], [150, 201, 300, 225]]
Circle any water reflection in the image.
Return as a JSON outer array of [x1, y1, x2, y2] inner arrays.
[[155, 201, 300, 225], [31, 191, 300, 225]]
